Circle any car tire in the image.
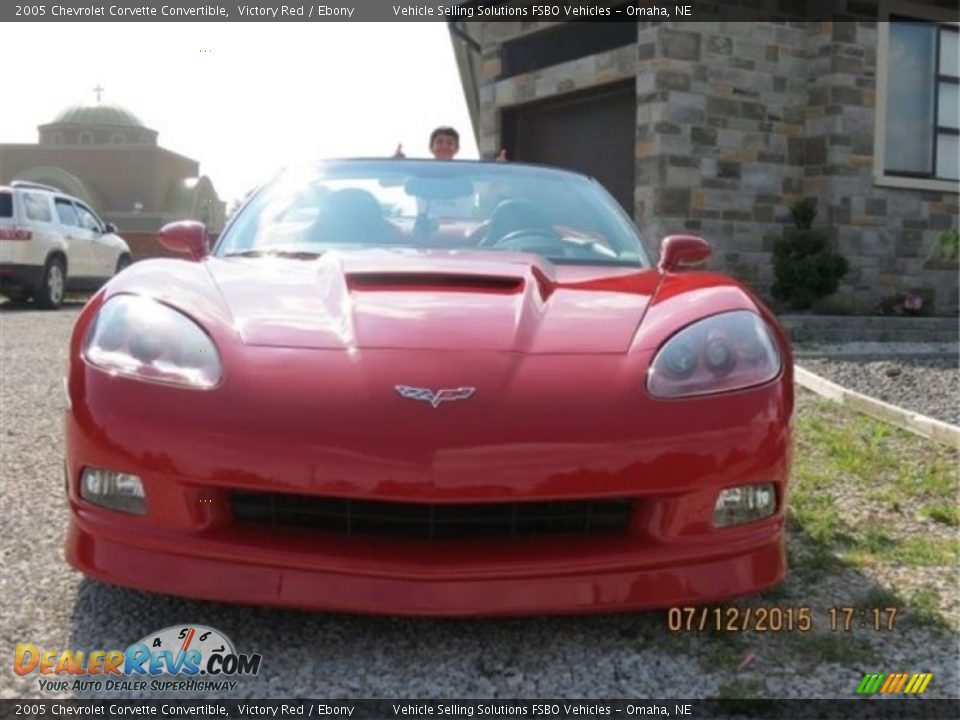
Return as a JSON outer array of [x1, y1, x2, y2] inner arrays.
[[115, 254, 131, 276], [36, 256, 66, 310]]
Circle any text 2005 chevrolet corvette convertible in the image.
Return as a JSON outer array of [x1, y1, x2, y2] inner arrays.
[[65, 159, 792, 615]]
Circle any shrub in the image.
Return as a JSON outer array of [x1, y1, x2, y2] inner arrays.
[[937, 228, 959, 262], [771, 198, 850, 310]]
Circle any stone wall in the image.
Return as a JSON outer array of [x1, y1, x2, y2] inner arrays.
[[633, 22, 809, 300], [466, 19, 959, 316]]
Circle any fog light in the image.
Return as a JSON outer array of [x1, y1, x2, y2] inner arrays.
[[80, 468, 146, 515], [713, 483, 775, 527]]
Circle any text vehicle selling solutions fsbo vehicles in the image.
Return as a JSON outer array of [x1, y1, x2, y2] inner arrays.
[[64, 159, 793, 615]]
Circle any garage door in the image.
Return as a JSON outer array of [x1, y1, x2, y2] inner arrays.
[[503, 82, 636, 215]]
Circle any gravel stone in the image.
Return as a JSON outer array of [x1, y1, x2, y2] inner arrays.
[[798, 355, 960, 426], [1, 304, 957, 702]]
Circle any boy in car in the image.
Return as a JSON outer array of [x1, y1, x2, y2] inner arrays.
[[394, 126, 461, 160]]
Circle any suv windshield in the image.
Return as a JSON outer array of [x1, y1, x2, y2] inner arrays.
[[216, 160, 649, 267], [0, 192, 12, 218]]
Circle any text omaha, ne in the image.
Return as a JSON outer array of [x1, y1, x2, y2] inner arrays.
[[393, 3, 685, 18]]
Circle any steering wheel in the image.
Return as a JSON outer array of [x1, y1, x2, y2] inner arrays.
[[492, 227, 564, 250]]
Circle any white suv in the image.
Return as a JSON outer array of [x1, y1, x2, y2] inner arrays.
[[0, 181, 132, 309]]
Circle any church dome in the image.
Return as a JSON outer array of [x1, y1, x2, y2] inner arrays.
[[50, 103, 146, 128]]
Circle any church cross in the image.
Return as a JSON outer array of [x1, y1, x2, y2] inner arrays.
[[93, 84, 104, 103]]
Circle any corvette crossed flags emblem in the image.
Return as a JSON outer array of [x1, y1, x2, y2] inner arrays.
[[394, 385, 476, 408]]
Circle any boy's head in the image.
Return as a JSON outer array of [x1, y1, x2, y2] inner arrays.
[[429, 126, 460, 160]]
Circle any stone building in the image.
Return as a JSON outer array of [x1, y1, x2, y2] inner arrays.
[[0, 99, 225, 258], [449, 2, 959, 314]]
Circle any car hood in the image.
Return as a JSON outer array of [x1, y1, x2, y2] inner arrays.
[[205, 249, 660, 353]]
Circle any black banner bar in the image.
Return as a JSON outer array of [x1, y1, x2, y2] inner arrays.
[[7, 0, 958, 24], [2, 700, 960, 720]]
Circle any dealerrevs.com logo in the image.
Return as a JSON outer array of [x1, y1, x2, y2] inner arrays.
[[14, 625, 262, 693]]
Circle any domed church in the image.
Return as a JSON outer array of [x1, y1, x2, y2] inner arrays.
[[0, 92, 225, 257]]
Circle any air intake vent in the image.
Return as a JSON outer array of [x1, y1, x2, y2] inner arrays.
[[347, 273, 524, 293], [231, 492, 633, 540]]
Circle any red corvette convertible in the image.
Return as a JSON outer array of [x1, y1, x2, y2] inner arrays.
[[64, 159, 792, 615]]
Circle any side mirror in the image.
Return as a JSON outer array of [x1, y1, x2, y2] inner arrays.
[[658, 234, 711, 273], [104, 222, 118, 234], [158, 220, 209, 261]]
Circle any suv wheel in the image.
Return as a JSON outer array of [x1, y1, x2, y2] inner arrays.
[[115, 254, 131, 275], [36, 257, 66, 310]]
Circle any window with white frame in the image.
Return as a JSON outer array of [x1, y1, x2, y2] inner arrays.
[[884, 20, 958, 181]]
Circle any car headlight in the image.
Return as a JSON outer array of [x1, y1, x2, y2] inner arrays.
[[83, 295, 222, 389], [647, 311, 780, 398]]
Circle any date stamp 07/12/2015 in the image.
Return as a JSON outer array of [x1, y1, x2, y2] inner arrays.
[[667, 605, 900, 633]]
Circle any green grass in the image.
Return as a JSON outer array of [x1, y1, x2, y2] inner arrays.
[[853, 585, 901, 608], [794, 396, 957, 499], [867, 486, 902, 511], [788, 545, 844, 585], [699, 628, 750, 669], [791, 391, 959, 571], [893, 537, 960, 567], [795, 410, 901, 488], [844, 534, 959, 568], [892, 462, 957, 500], [787, 490, 854, 546], [906, 588, 953, 631], [784, 632, 876, 666], [920, 503, 960, 526], [859, 524, 896, 554], [855, 585, 954, 631], [841, 585, 955, 632]]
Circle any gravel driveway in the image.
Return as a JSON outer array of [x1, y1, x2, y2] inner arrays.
[[1, 303, 958, 702], [798, 355, 960, 427]]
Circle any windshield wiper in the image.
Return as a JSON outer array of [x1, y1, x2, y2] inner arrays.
[[223, 249, 325, 260]]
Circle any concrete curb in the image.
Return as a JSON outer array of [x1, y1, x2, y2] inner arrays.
[[795, 365, 960, 449]]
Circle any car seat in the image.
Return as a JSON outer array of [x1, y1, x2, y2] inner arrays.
[[480, 199, 555, 247], [311, 188, 401, 245]]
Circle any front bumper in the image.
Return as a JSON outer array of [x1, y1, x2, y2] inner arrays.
[[66, 514, 785, 616], [64, 346, 792, 615]]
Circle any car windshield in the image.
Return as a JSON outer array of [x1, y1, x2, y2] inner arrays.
[[215, 160, 649, 267]]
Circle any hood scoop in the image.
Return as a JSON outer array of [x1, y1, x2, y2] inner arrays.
[[207, 249, 652, 353], [346, 272, 525, 294]]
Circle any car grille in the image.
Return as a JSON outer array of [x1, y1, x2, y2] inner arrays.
[[230, 492, 634, 540]]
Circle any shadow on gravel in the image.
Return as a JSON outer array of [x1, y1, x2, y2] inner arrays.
[[736, 521, 960, 697], [63, 576, 700, 699]]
